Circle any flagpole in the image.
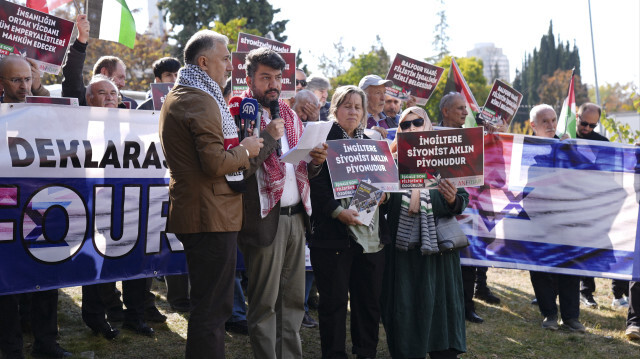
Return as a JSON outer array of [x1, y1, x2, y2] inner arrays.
[[588, 0, 600, 106]]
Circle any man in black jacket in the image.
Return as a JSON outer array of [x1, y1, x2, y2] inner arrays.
[[137, 57, 180, 110], [61, 15, 136, 109], [575, 103, 630, 309]]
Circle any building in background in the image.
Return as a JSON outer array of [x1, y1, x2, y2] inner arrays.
[[467, 43, 510, 84], [146, 0, 166, 37]]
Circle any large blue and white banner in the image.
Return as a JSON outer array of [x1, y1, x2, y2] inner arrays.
[[2, 105, 640, 295], [459, 133, 640, 281], [0, 104, 186, 295]]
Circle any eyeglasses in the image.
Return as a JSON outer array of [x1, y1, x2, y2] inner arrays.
[[399, 118, 425, 130], [579, 120, 597, 129], [296, 79, 307, 87]]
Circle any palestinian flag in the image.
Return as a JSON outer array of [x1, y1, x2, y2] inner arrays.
[[556, 68, 576, 138], [88, 0, 136, 49], [26, 0, 74, 13], [443, 57, 481, 128]]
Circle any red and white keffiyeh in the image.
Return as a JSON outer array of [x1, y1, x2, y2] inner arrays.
[[242, 90, 311, 218]]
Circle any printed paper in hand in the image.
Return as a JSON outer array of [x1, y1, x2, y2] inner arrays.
[[280, 121, 333, 164], [347, 181, 383, 227]]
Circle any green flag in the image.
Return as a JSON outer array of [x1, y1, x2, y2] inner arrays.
[[556, 68, 576, 138], [88, 0, 136, 49]]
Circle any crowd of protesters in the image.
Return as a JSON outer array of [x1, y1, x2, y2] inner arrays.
[[0, 14, 639, 359]]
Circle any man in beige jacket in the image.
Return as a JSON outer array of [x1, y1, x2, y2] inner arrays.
[[159, 30, 263, 359]]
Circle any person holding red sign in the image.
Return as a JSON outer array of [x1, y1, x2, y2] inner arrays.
[[439, 92, 501, 324], [382, 107, 468, 359], [308, 85, 387, 359]]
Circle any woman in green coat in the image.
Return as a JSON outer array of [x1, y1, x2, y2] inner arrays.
[[381, 107, 468, 359]]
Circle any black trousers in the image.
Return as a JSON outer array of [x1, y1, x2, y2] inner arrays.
[[0, 290, 59, 357], [310, 243, 385, 359], [628, 281, 640, 327], [580, 277, 629, 298], [178, 232, 237, 359], [461, 266, 488, 311], [82, 278, 146, 325], [530, 271, 579, 321]]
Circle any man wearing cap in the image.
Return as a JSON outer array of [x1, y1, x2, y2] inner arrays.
[[359, 75, 396, 139]]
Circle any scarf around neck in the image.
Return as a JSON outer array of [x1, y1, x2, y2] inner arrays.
[[176, 65, 244, 186], [396, 190, 438, 254], [241, 89, 311, 218]]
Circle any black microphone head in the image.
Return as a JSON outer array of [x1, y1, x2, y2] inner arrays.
[[269, 100, 281, 119]]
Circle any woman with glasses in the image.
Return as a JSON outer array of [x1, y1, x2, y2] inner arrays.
[[382, 107, 468, 359], [308, 85, 387, 359]]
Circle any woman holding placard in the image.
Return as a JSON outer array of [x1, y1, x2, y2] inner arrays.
[[308, 85, 387, 359], [382, 107, 468, 359]]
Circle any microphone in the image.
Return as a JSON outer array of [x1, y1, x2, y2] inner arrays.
[[269, 100, 282, 156], [240, 98, 260, 139], [228, 96, 242, 138]]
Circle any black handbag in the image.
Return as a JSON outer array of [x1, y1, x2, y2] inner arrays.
[[435, 216, 469, 251]]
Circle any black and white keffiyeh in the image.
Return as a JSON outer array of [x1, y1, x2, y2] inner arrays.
[[176, 64, 244, 187]]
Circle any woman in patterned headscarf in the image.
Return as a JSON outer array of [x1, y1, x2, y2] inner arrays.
[[382, 107, 469, 359]]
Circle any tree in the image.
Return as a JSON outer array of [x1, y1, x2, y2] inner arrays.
[[428, 0, 449, 62], [513, 21, 584, 123], [600, 88, 640, 144], [295, 49, 308, 74], [212, 18, 260, 52], [42, 33, 172, 92], [537, 69, 589, 109], [158, 0, 288, 56], [317, 38, 355, 79], [331, 36, 390, 91], [424, 56, 490, 123], [588, 82, 637, 113]]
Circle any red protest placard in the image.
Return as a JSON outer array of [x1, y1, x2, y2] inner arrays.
[[236, 32, 291, 53], [151, 83, 173, 111], [231, 51, 296, 99], [325, 139, 399, 199], [231, 52, 248, 97], [0, 0, 75, 74], [478, 79, 523, 127], [385, 53, 444, 106], [397, 127, 484, 189]]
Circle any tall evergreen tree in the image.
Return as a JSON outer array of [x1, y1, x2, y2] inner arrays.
[[513, 21, 585, 123], [428, 0, 450, 62]]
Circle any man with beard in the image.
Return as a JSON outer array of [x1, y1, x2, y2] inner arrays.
[[238, 47, 328, 358]]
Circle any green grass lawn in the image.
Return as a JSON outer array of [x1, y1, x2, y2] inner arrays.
[[16, 269, 640, 358]]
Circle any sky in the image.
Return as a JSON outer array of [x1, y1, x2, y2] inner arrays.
[[129, 0, 639, 88]]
